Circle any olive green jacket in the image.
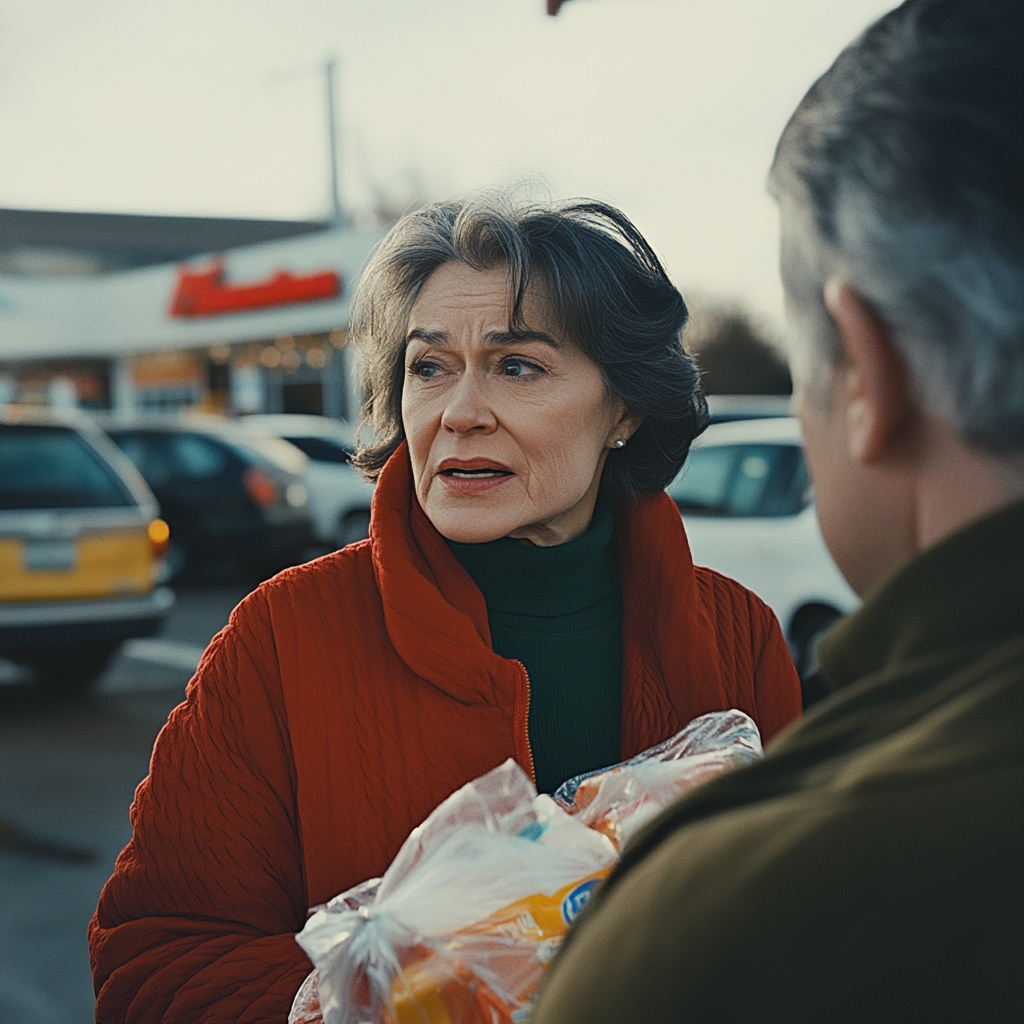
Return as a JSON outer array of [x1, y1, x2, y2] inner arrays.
[[533, 501, 1024, 1024]]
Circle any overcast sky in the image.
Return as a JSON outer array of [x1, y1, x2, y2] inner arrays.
[[0, 0, 894, 329]]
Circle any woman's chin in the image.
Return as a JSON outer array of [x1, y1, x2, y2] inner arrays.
[[425, 501, 523, 545], [434, 518, 515, 544]]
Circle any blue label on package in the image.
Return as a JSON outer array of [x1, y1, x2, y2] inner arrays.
[[561, 877, 602, 926]]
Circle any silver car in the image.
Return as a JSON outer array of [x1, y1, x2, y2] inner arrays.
[[668, 417, 859, 678], [241, 414, 376, 549]]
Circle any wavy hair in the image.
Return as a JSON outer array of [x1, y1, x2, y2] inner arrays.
[[349, 193, 707, 502]]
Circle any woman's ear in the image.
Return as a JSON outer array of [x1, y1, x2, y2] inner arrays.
[[607, 405, 645, 448], [823, 278, 914, 465]]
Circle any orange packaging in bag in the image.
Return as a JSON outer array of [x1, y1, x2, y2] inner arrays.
[[384, 868, 611, 1024], [292, 713, 764, 1024]]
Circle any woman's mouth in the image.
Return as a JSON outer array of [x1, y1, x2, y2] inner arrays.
[[436, 461, 514, 493], [444, 468, 509, 479]]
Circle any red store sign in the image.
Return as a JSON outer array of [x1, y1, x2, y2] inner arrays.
[[168, 257, 341, 318]]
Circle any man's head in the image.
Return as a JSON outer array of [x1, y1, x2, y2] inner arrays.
[[769, 0, 1023, 595]]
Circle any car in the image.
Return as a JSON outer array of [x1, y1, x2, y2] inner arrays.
[[240, 414, 376, 549], [102, 415, 314, 581], [705, 393, 793, 425], [666, 417, 859, 679], [0, 409, 175, 690]]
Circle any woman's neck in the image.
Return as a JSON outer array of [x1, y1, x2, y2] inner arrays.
[[445, 497, 617, 617]]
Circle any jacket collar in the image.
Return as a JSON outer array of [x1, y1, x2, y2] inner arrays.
[[370, 442, 503, 706], [369, 443, 718, 747], [818, 500, 1024, 694]]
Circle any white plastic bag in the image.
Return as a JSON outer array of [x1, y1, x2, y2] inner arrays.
[[290, 710, 763, 1024], [293, 759, 616, 1024], [553, 709, 763, 849]]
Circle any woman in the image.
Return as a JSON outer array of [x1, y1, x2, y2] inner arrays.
[[90, 196, 801, 1021]]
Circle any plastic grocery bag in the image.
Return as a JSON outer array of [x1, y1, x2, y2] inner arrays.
[[552, 709, 763, 850], [292, 759, 617, 1024], [290, 710, 763, 1024]]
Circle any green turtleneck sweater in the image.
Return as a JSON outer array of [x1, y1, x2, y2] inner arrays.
[[446, 500, 624, 794]]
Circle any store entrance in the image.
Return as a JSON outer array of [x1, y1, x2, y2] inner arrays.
[[282, 381, 323, 415]]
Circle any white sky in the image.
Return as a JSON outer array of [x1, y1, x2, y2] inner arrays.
[[0, 0, 895, 330]]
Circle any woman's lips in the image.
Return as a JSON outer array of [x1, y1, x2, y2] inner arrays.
[[436, 460, 515, 494]]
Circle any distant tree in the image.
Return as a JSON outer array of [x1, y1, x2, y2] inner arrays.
[[684, 301, 791, 395]]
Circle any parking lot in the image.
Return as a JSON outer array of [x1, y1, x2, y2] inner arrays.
[[0, 584, 252, 1024]]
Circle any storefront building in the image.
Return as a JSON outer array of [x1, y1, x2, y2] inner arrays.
[[0, 222, 384, 422]]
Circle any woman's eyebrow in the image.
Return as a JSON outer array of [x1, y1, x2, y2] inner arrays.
[[404, 328, 561, 348], [484, 330, 561, 349], [405, 328, 447, 346]]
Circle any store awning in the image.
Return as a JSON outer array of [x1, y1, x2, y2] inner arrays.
[[0, 225, 385, 361]]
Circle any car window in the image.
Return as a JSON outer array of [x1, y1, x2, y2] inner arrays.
[[759, 446, 810, 516], [110, 433, 174, 487], [172, 435, 228, 478], [225, 433, 306, 475], [110, 431, 230, 486], [667, 446, 738, 513], [282, 436, 351, 464], [0, 425, 135, 509], [731, 451, 774, 515], [668, 443, 809, 517]]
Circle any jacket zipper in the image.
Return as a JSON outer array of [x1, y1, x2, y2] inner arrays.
[[511, 659, 536, 785]]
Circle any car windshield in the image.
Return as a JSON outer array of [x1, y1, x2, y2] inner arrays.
[[667, 443, 809, 517], [110, 431, 230, 487], [225, 432, 306, 475], [0, 425, 135, 510], [281, 436, 352, 464]]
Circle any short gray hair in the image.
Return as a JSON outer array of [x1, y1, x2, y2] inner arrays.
[[349, 193, 707, 501], [770, 0, 1024, 454]]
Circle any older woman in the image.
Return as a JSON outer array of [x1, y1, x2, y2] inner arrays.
[[90, 196, 801, 1021]]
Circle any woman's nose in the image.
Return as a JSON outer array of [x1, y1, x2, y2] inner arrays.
[[440, 376, 498, 434]]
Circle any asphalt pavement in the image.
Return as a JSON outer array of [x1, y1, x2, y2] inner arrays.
[[0, 584, 253, 1024]]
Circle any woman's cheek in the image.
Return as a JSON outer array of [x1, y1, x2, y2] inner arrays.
[[402, 411, 430, 486]]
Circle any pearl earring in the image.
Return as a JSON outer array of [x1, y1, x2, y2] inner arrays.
[[614, 439, 626, 449]]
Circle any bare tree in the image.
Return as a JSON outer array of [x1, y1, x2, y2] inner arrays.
[[684, 299, 791, 396]]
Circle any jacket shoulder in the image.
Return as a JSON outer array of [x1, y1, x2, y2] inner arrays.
[[264, 539, 375, 589], [203, 542, 380, 686], [242, 541, 377, 613], [692, 564, 777, 635]]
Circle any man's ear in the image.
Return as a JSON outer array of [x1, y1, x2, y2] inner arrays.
[[823, 278, 914, 464]]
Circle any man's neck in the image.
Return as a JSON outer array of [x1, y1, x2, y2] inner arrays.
[[915, 418, 1024, 552]]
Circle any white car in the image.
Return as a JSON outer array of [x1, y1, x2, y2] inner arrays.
[[242, 415, 376, 549], [666, 417, 859, 677]]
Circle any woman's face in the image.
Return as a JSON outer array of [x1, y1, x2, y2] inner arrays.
[[402, 262, 634, 546]]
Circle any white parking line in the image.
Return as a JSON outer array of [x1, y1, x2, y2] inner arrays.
[[121, 638, 206, 673]]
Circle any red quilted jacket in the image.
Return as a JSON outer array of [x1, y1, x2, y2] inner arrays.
[[89, 443, 801, 1022]]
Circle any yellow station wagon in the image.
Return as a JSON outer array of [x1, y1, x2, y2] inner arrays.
[[0, 410, 174, 690]]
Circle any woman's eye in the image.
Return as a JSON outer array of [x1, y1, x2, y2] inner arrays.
[[409, 359, 439, 379], [502, 358, 543, 379]]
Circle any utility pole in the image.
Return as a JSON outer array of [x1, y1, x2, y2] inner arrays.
[[325, 57, 344, 226]]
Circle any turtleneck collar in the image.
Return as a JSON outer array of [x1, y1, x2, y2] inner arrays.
[[444, 497, 618, 618]]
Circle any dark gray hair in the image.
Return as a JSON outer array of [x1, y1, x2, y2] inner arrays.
[[350, 194, 707, 501], [769, 0, 1024, 454]]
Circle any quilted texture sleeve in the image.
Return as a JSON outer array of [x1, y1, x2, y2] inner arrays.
[[89, 589, 312, 1023], [693, 566, 802, 745], [749, 596, 803, 743]]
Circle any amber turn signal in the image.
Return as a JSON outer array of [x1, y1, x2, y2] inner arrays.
[[148, 518, 170, 556]]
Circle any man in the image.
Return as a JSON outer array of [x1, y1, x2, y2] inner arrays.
[[531, 2, 1023, 1021]]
